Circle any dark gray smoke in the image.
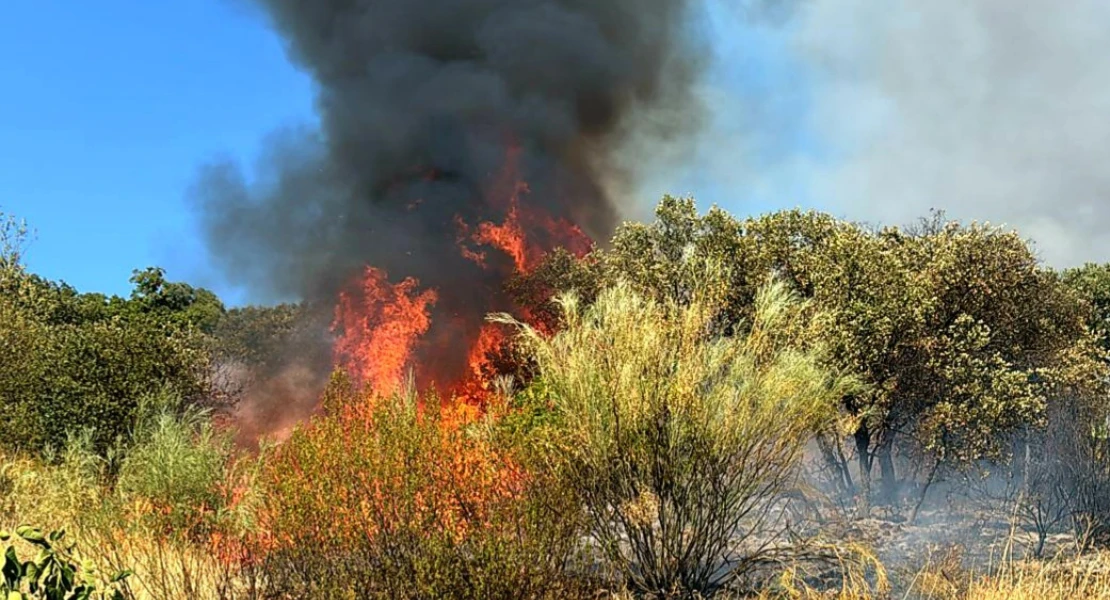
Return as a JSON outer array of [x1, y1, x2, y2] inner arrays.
[[194, 0, 709, 394]]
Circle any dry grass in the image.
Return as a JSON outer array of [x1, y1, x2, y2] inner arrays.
[[911, 553, 1110, 600], [748, 552, 1110, 600], [10, 432, 1110, 599]]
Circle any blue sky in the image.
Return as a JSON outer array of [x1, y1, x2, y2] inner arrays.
[[1, 1, 815, 302]]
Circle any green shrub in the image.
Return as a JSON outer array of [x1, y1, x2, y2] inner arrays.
[[501, 276, 852, 595], [0, 254, 215, 457], [0, 313, 211, 456], [115, 395, 239, 537], [1, 526, 130, 600]]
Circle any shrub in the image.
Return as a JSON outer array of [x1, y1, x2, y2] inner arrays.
[[252, 372, 586, 599], [501, 276, 851, 595], [0, 303, 212, 456], [0, 252, 217, 457], [115, 394, 241, 538], [1, 525, 131, 600]]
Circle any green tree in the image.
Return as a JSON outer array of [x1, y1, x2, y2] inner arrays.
[[1062, 262, 1110, 357], [516, 198, 1105, 515], [0, 217, 217, 455], [210, 303, 308, 370], [127, 267, 226, 334], [0, 299, 211, 454]]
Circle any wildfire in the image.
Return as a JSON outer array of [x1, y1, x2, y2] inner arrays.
[[331, 143, 592, 405], [332, 267, 437, 396]]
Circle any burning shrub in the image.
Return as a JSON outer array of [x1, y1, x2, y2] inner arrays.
[[501, 275, 853, 595], [253, 372, 587, 599]]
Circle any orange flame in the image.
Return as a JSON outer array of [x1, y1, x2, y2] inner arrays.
[[457, 144, 592, 274], [333, 142, 593, 407], [332, 267, 437, 396]]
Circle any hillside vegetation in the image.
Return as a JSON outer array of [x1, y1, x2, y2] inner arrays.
[[4, 200, 1110, 598]]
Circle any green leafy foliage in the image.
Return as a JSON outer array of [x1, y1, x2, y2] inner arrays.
[[514, 198, 1106, 514], [0, 526, 130, 600], [125, 267, 226, 335], [1062, 262, 1110, 357], [0, 258, 215, 456], [209, 302, 317, 372]]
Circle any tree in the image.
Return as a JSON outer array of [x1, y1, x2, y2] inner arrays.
[[210, 303, 310, 371], [1062, 262, 1110, 357], [128, 267, 226, 334], [600, 196, 757, 330], [0, 297, 211, 454], [516, 198, 1105, 516], [0, 229, 217, 454]]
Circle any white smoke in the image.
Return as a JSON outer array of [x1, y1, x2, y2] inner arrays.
[[789, 0, 1110, 266]]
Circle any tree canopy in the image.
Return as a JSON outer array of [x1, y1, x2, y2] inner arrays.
[[512, 197, 1109, 513]]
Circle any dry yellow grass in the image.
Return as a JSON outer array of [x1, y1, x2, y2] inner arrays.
[[956, 557, 1110, 600], [748, 552, 1110, 600], [9, 424, 1110, 599], [1, 449, 254, 600]]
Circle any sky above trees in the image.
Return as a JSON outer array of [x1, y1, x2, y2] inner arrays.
[[4, 1, 1108, 302]]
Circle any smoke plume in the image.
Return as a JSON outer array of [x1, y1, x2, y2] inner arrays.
[[193, 0, 712, 412], [788, 0, 1110, 266], [198, 0, 705, 296]]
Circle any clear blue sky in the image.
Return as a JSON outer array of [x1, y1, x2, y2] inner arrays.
[[1, 1, 815, 302]]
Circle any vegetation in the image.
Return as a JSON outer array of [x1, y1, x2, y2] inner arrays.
[[0, 218, 221, 454], [511, 198, 1107, 517], [5, 201, 1110, 598], [499, 275, 849, 594], [1, 526, 130, 600]]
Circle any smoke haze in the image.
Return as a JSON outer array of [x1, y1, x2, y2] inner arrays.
[[789, 0, 1110, 266]]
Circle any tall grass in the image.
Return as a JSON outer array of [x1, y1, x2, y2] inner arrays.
[[499, 277, 855, 595], [116, 399, 241, 535], [0, 388, 257, 599]]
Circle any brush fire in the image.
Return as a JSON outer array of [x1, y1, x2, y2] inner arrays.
[[194, 0, 701, 434], [330, 144, 592, 405]]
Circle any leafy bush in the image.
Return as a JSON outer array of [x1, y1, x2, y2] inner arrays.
[[1, 526, 130, 600], [0, 224, 220, 457], [501, 276, 850, 595], [0, 272, 213, 455]]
